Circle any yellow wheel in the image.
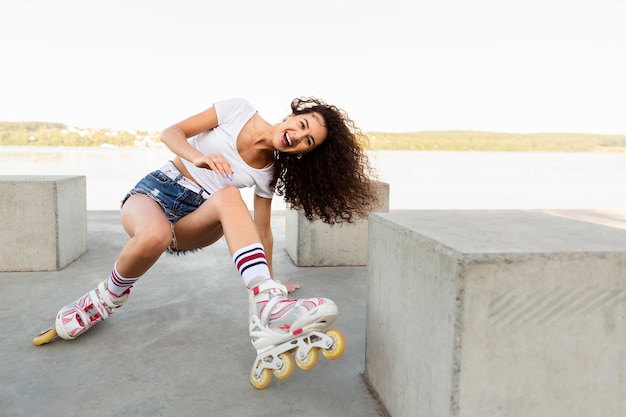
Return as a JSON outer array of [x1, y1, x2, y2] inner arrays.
[[33, 327, 57, 346], [250, 360, 272, 390], [321, 328, 346, 360], [273, 352, 295, 380], [295, 345, 319, 371]]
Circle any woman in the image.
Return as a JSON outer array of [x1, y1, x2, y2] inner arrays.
[[39, 97, 377, 385]]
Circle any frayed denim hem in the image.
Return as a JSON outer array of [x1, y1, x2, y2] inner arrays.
[[165, 246, 204, 256]]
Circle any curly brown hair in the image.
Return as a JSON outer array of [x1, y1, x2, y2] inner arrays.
[[272, 97, 379, 225]]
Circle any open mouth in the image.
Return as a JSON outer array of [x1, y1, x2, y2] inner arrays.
[[284, 132, 292, 147]]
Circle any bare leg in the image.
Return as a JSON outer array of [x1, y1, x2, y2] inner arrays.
[[173, 187, 302, 292], [53, 194, 172, 340], [118, 194, 173, 278], [113, 188, 258, 279], [119, 189, 301, 291], [172, 186, 260, 255]]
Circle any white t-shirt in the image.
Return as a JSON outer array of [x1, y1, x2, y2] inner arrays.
[[181, 98, 275, 199]]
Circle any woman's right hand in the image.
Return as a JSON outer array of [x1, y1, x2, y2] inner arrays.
[[194, 153, 234, 180]]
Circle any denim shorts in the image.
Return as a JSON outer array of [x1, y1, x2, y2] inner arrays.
[[122, 167, 210, 222], [122, 164, 211, 254]]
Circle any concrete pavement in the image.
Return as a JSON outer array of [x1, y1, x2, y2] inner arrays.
[[1, 211, 384, 417], [3, 208, 625, 417]]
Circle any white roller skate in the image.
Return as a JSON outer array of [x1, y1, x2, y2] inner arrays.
[[247, 277, 346, 389], [33, 280, 129, 345]]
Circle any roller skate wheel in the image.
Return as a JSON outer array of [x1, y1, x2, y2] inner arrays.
[[321, 328, 346, 360], [33, 327, 57, 346], [250, 360, 272, 390], [295, 344, 319, 371], [273, 352, 295, 381]]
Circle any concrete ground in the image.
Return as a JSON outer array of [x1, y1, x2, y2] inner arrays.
[[1, 211, 383, 417], [2, 209, 625, 417]]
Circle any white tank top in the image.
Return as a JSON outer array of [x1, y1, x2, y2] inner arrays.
[[181, 98, 275, 199]]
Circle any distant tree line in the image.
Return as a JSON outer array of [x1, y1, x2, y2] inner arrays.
[[2, 121, 626, 152], [0, 121, 157, 147], [367, 131, 626, 152]]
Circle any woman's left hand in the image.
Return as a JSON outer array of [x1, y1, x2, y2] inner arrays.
[[285, 283, 300, 294]]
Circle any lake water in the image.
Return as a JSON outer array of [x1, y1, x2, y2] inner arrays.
[[1, 146, 625, 211]]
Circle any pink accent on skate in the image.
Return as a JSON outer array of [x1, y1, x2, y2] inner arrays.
[[258, 297, 328, 332], [77, 293, 106, 322], [106, 287, 131, 303]]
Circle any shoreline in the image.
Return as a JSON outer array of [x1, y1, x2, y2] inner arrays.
[[2, 148, 626, 211]]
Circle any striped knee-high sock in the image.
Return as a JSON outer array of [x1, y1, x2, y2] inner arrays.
[[107, 263, 139, 297], [233, 243, 272, 287]]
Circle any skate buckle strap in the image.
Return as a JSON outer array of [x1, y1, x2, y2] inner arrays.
[[96, 281, 127, 311], [82, 290, 108, 322], [252, 280, 287, 297]]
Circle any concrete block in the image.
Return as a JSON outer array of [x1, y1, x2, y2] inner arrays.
[[285, 181, 389, 266], [366, 210, 626, 417], [0, 175, 87, 271]]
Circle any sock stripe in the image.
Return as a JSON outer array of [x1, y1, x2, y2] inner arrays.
[[234, 246, 263, 260], [110, 271, 137, 286], [233, 243, 272, 286], [240, 260, 268, 275], [236, 252, 267, 270], [107, 264, 139, 297], [234, 245, 262, 257]]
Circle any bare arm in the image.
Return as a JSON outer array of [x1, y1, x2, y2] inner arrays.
[[253, 193, 274, 276], [160, 106, 232, 176]]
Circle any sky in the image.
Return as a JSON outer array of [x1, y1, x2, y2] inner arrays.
[[1, 0, 625, 134]]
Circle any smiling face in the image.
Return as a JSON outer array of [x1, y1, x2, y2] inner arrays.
[[276, 111, 328, 155]]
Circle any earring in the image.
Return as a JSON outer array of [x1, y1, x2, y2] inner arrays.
[[297, 154, 302, 160]]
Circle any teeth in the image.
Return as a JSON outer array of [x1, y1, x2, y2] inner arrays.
[[285, 132, 292, 146]]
